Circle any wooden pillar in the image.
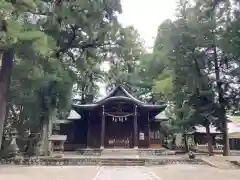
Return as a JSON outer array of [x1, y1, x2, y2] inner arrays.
[[148, 112, 151, 148], [134, 105, 138, 149], [87, 112, 91, 148], [100, 105, 105, 149]]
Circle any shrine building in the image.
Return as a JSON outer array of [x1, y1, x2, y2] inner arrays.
[[59, 85, 166, 150]]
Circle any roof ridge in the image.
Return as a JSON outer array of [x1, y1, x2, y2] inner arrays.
[[94, 85, 144, 104]]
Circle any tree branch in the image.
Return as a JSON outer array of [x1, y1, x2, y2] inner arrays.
[[56, 25, 77, 58]]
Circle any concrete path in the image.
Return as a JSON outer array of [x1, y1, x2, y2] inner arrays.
[[1, 165, 240, 180], [152, 164, 240, 180], [0, 166, 99, 180], [93, 167, 161, 180]]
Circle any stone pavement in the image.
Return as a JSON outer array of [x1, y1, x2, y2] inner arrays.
[[199, 155, 239, 169], [152, 164, 240, 180], [1, 165, 240, 180], [94, 166, 161, 180], [0, 166, 99, 180]]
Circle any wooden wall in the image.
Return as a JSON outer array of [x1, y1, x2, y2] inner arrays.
[[149, 121, 162, 148]]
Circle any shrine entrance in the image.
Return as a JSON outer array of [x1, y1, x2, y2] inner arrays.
[[105, 115, 134, 148]]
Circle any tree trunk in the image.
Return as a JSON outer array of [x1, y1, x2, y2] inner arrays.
[[39, 112, 50, 156], [221, 113, 229, 156], [206, 125, 214, 156], [172, 136, 176, 145], [0, 50, 14, 150], [39, 108, 56, 156], [212, 38, 229, 156], [81, 84, 86, 104], [183, 134, 189, 152]]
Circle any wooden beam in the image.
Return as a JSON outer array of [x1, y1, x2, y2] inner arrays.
[[100, 105, 105, 149]]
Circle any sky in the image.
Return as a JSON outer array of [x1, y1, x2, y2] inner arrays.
[[118, 0, 177, 49]]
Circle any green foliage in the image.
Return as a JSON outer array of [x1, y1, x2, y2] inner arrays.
[[1, 0, 124, 136], [133, 0, 240, 144], [105, 26, 145, 94], [153, 70, 173, 100], [2, 0, 240, 156]]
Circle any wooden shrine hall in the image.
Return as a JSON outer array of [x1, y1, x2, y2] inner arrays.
[[59, 86, 166, 150]]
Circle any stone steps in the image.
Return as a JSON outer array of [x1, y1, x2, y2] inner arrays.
[[101, 149, 138, 157], [76, 149, 102, 156], [100, 159, 145, 166], [72, 148, 176, 157], [137, 148, 176, 156]]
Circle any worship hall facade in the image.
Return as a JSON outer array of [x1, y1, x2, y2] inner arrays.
[[60, 86, 166, 150]]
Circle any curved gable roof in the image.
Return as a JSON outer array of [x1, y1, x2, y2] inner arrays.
[[96, 85, 144, 105], [72, 85, 167, 116]]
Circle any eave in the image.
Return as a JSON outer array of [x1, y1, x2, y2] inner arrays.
[[71, 85, 167, 117]]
